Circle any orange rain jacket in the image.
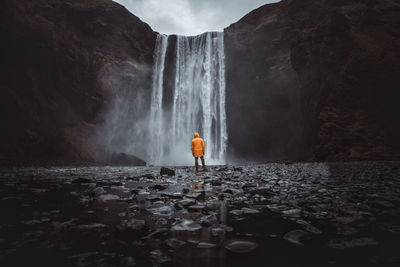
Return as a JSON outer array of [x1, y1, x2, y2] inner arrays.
[[191, 133, 205, 157]]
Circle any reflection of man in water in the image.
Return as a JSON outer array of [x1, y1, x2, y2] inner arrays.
[[191, 132, 206, 173]]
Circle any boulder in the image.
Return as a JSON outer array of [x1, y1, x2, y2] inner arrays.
[[160, 167, 175, 176]]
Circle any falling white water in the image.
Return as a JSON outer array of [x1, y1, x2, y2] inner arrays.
[[149, 32, 227, 166]]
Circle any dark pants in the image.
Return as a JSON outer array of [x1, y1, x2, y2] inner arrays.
[[195, 156, 206, 172]]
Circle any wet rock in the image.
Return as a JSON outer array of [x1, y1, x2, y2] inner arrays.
[[198, 242, 216, 248], [282, 208, 302, 217], [161, 192, 183, 199], [142, 173, 154, 179], [225, 240, 258, 253], [296, 220, 322, 234], [53, 218, 79, 230], [166, 238, 186, 250], [283, 229, 309, 246], [98, 194, 120, 202], [180, 199, 195, 207], [187, 204, 206, 213], [212, 181, 222, 187], [199, 214, 219, 227], [327, 237, 378, 249], [336, 225, 359, 236], [147, 205, 173, 216], [370, 199, 394, 208], [171, 220, 202, 234], [224, 189, 233, 194], [151, 184, 167, 191], [31, 188, 48, 194], [336, 216, 358, 225], [68, 252, 99, 266], [182, 188, 190, 194], [229, 209, 243, 216], [160, 167, 175, 176], [116, 219, 147, 239], [120, 256, 136, 266], [75, 223, 108, 231], [242, 207, 260, 214], [149, 249, 171, 264], [96, 181, 123, 186], [72, 177, 91, 183], [267, 204, 289, 212], [21, 219, 42, 225], [93, 187, 106, 195]]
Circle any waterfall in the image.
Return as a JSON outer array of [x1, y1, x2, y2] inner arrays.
[[148, 32, 227, 166]]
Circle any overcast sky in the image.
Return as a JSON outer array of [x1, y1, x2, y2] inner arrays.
[[113, 0, 280, 36]]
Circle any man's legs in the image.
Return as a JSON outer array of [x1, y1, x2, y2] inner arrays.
[[195, 157, 199, 173], [200, 156, 206, 171]]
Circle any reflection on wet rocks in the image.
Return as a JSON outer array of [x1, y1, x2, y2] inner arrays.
[[0, 162, 400, 266]]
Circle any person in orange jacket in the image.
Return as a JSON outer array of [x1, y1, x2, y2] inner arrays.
[[191, 132, 206, 173]]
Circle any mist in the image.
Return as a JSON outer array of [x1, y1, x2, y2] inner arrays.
[[96, 59, 153, 162]]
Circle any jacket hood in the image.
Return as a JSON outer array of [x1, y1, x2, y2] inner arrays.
[[194, 132, 200, 138]]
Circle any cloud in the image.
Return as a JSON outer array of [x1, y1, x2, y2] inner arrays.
[[113, 0, 280, 35]]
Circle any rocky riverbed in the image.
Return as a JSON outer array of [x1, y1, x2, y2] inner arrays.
[[1, 161, 400, 267]]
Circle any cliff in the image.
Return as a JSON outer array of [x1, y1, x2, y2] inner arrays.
[[0, 0, 156, 162], [2, 0, 400, 163], [225, 0, 400, 161]]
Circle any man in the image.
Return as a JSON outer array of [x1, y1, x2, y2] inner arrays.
[[191, 132, 206, 173]]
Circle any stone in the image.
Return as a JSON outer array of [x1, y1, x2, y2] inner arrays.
[[225, 240, 258, 253], [160, 167, 175, 176], [96, 181, 123, 186], [171, 220, 202, 232], [142, 174, 154, 179], [93, 187, 106, 195], [166, 238, 186, 250], [241, 207, 260, 214], [147, 205, 173, 216], [229, 209, 243, 216], [151, 184, 167, 191], [296, 220, 322, 234], [283, 229, 309, 246], [120, 256, 136, 266], [72, 178, 91, 184], [180, 199, 195, 207], [197, 242, 217, 248], [327, 237, 378, 249], [116, 219, 147, 239], [187, 205, 205, 213], [98, 194, 120, 202]]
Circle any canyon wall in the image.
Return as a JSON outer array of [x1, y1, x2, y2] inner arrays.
[[0, 0, 156, 162], [1, 0, 399, 163], [225, 0, 400, 161]]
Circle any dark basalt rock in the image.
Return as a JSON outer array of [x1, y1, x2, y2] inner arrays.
[[225, 0, 400, 161], [72, 177, 91, 184], [0, 0, 156, 163], [160, 167, 175, 176]]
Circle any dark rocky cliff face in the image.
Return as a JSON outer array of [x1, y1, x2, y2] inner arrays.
[[225, 1, 305, 162], [0, 0, 156, 162], [225, 0, 400, 161]]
